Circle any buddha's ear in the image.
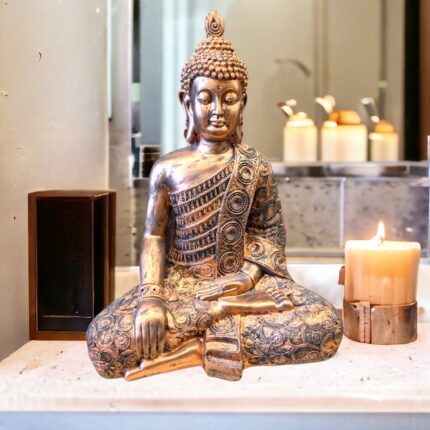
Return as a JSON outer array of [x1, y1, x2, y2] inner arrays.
[[179, 90, 192, 117], [179, 90, 197, 143], [242, 93, 247, 106]]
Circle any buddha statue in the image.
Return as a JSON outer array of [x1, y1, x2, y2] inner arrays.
[[87, 11, 343, 381]]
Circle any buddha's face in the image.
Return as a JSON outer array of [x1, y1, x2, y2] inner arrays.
[[186, 77, 245, 143]]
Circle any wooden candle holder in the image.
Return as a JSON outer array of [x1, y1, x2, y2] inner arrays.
[[343, 300, 417, 344], [339, 266, 418, 344]]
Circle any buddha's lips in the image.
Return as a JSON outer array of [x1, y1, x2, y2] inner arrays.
[[209, 120, 226, 127]]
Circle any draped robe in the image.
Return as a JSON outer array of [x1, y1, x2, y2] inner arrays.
[[87, 144, 343, 380]]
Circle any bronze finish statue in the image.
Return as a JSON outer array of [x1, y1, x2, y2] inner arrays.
[[87, 11, 343, 381]]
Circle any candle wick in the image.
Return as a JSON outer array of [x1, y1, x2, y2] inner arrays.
[[376, 221, 385, 246]]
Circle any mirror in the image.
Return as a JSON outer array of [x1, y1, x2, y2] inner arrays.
[[133, 0, 412, 164], [109, 0, 427, 265]]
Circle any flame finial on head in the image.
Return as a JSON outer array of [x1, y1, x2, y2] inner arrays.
[[180, 10, 248, 93], [205, 11, 225, 37]]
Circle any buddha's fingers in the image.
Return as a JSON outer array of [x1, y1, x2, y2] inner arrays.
[[278, 297, 294, 311], [273, 292, 285, 302], [143, 322, 150, 359], [197, 292, 219, 301], [195, 284, 218, 294], [124, 364, 144, 381], [196, 286, 224, 301], [149, 322, 158, 359], [135, 314, 143, 358], [266, 289, 294, 311], [158, 322, 165, 355]]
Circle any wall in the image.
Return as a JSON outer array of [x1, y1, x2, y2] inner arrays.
[[140, 0, 162, 148], [108, 0, 134, 265], [0, 0, 108, 359]]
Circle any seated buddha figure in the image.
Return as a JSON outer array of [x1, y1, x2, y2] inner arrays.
[[87, 11, 343, 381]]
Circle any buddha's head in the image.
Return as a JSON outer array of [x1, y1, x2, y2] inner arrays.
[[179, 11, 248, 145]]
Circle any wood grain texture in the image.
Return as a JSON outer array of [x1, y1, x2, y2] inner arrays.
[[28, 190, 115, 340]]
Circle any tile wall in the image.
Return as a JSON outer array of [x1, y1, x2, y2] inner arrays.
[[131, 174, 429, 263]]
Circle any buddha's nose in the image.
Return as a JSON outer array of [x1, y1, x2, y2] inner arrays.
[[212, 98, 224, 117]]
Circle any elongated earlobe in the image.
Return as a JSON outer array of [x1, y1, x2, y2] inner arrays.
[[179, 90, 198, 144], [185, 116, 197, 144], [230, 100, 244, 145]]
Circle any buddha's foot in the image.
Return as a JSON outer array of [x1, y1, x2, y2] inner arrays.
[[124, 359, 172, 381], [124, 361, 148, 381], [215, 290, 293, 318], [124, 338, 203, 381]]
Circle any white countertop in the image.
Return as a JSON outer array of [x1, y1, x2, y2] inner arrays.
[[0, 324, 429, 413]]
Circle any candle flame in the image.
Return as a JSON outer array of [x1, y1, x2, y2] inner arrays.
[[374, 221, 385, 246]]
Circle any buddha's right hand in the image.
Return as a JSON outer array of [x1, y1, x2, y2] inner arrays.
[[134, 298, 167, 360]]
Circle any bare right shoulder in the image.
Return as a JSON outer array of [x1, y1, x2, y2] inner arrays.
[[149, 147, 194, 188], [158, 147, 194, 164]]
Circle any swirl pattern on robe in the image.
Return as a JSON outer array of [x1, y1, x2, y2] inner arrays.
[[86, 143, 343, 379]]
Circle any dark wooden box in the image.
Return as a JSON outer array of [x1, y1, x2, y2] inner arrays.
[[28, 190, 116, 340]]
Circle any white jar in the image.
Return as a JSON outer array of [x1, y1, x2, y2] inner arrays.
[[369, 120, 399, 161], [320, 110, 367, 162], [283, 112, 318, 163]]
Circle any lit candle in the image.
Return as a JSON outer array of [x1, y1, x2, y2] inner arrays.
[[345, 222, 421, 305]]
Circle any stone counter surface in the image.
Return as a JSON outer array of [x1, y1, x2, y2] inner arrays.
[[0, 325, 429, 413]]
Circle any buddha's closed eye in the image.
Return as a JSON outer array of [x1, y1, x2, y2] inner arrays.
[[197, 91, 212, 104]]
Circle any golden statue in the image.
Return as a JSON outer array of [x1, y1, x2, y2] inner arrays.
[[87, 11, 343, 381]]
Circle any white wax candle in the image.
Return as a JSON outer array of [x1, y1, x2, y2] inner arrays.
[[370, 132, 399, 161], [321, 121, 368, 162], [283, 113, 317, 162], [345, 223, 420, 305]]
